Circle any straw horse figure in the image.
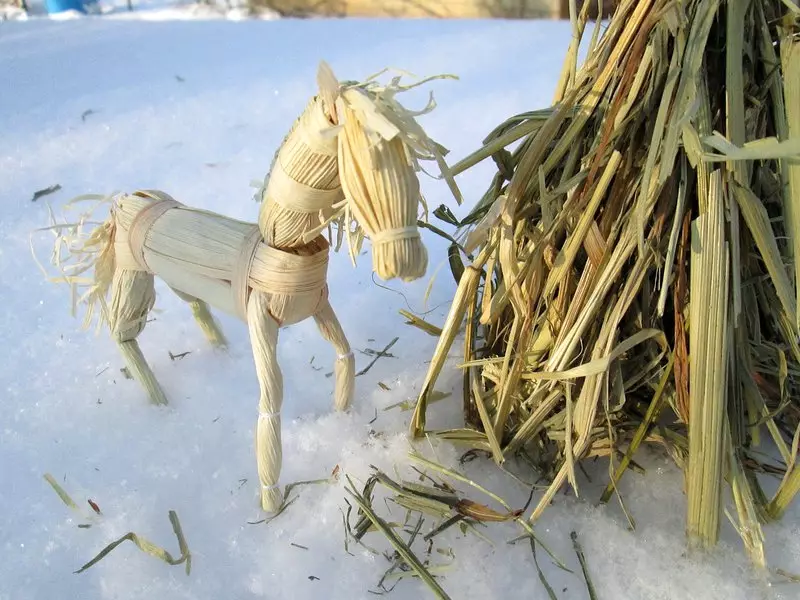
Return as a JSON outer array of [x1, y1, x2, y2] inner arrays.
[[41, 62, 458, 513]]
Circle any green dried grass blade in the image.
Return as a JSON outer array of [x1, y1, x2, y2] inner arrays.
[[344, 477, 452, 600], [431, 429, 494, 453], [552, 0, 594, 104], [399, 309, 443, 337], [449, 116, 548, 177], [544, 151, 623, 298], [75, 510, 191, 575], [686, 171, 730, 548], [470, 371, 504, 465], [571, 531, 598, 600], [504, 389, 564, 455], [409, 451, 511, 511], [781, 0, 800, 14], [657, 155, 690, 315], [614, 43, 655, 131], [726, 423, 766, 568], [564, 382, 577, 494], [408, 452, 568, 570], [416, 220, 465, 253], [769, 421, 800, 519], [661, 0, 722, 180], [600, 352, 675, 503], [781, 26, 800, 329], [529, 538, 559, 600], [638, 33, 683, 253], [723, 0, 751, 320], [542, 0, 656, 178], [393, 495, 454, 518], [731, 181, 797, 323], [521, 328, 665, 382], [410, 244, 493, 437], [701, 133, 800, 161], [43, 473, 79, 511]]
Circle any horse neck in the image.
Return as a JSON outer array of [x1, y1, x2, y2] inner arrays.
[[256, 158, 343, 255], [257, 96, 344, 254]]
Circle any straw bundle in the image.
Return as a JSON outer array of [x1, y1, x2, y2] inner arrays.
[[411, 0, 800, 563]]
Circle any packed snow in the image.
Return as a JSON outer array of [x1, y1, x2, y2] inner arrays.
[[2, 14, 800, 600]]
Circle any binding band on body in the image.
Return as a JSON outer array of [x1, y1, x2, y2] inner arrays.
[[265, 159, 343, 214], [127, 194, 182, 272], [233, 225, 263, 321]]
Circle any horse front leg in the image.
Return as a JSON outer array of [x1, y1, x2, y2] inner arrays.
[[109, 268, 168, 406], [247, 289, 284, 512], [313, 292, 355, 412]]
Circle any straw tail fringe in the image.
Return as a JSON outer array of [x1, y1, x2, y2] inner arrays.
[[36, 194, 120, 334]]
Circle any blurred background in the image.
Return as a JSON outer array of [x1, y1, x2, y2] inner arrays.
[[2, 0, 614, 22]]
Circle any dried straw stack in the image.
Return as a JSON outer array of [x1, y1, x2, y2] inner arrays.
[[411, 0, 800, 565]]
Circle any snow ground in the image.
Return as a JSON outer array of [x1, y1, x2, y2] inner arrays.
[[2, 16, 800, 600]]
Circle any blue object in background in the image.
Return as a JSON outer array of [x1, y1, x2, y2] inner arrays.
[[45, 0, 87, 13]]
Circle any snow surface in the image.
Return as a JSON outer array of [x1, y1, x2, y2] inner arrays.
[[2, 16, 800, 600]]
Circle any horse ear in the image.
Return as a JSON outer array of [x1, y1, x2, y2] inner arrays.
[[317, 60, 341, 124]]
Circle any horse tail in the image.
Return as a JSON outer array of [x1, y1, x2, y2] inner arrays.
[[34, 193, 119, 333]]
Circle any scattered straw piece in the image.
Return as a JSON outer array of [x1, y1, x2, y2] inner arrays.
[[399, 309, 443, 337], [344, 475, 452, 600], [570, 531, 597, 600], [75, 510, 191, 576], [43, 473, 79, 510]]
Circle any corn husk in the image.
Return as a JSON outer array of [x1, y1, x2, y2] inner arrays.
[[412, 0, 800, 566]]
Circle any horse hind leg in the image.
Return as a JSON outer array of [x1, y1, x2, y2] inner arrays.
[[109, 268, 169, 406], [312, 293, 355, 412], [170, 287, 228, 349]]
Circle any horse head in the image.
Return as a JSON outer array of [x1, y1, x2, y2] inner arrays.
[[322, 62, 461, 283]]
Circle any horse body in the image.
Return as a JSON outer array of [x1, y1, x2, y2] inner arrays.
[[111, 190, 331, 324]]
